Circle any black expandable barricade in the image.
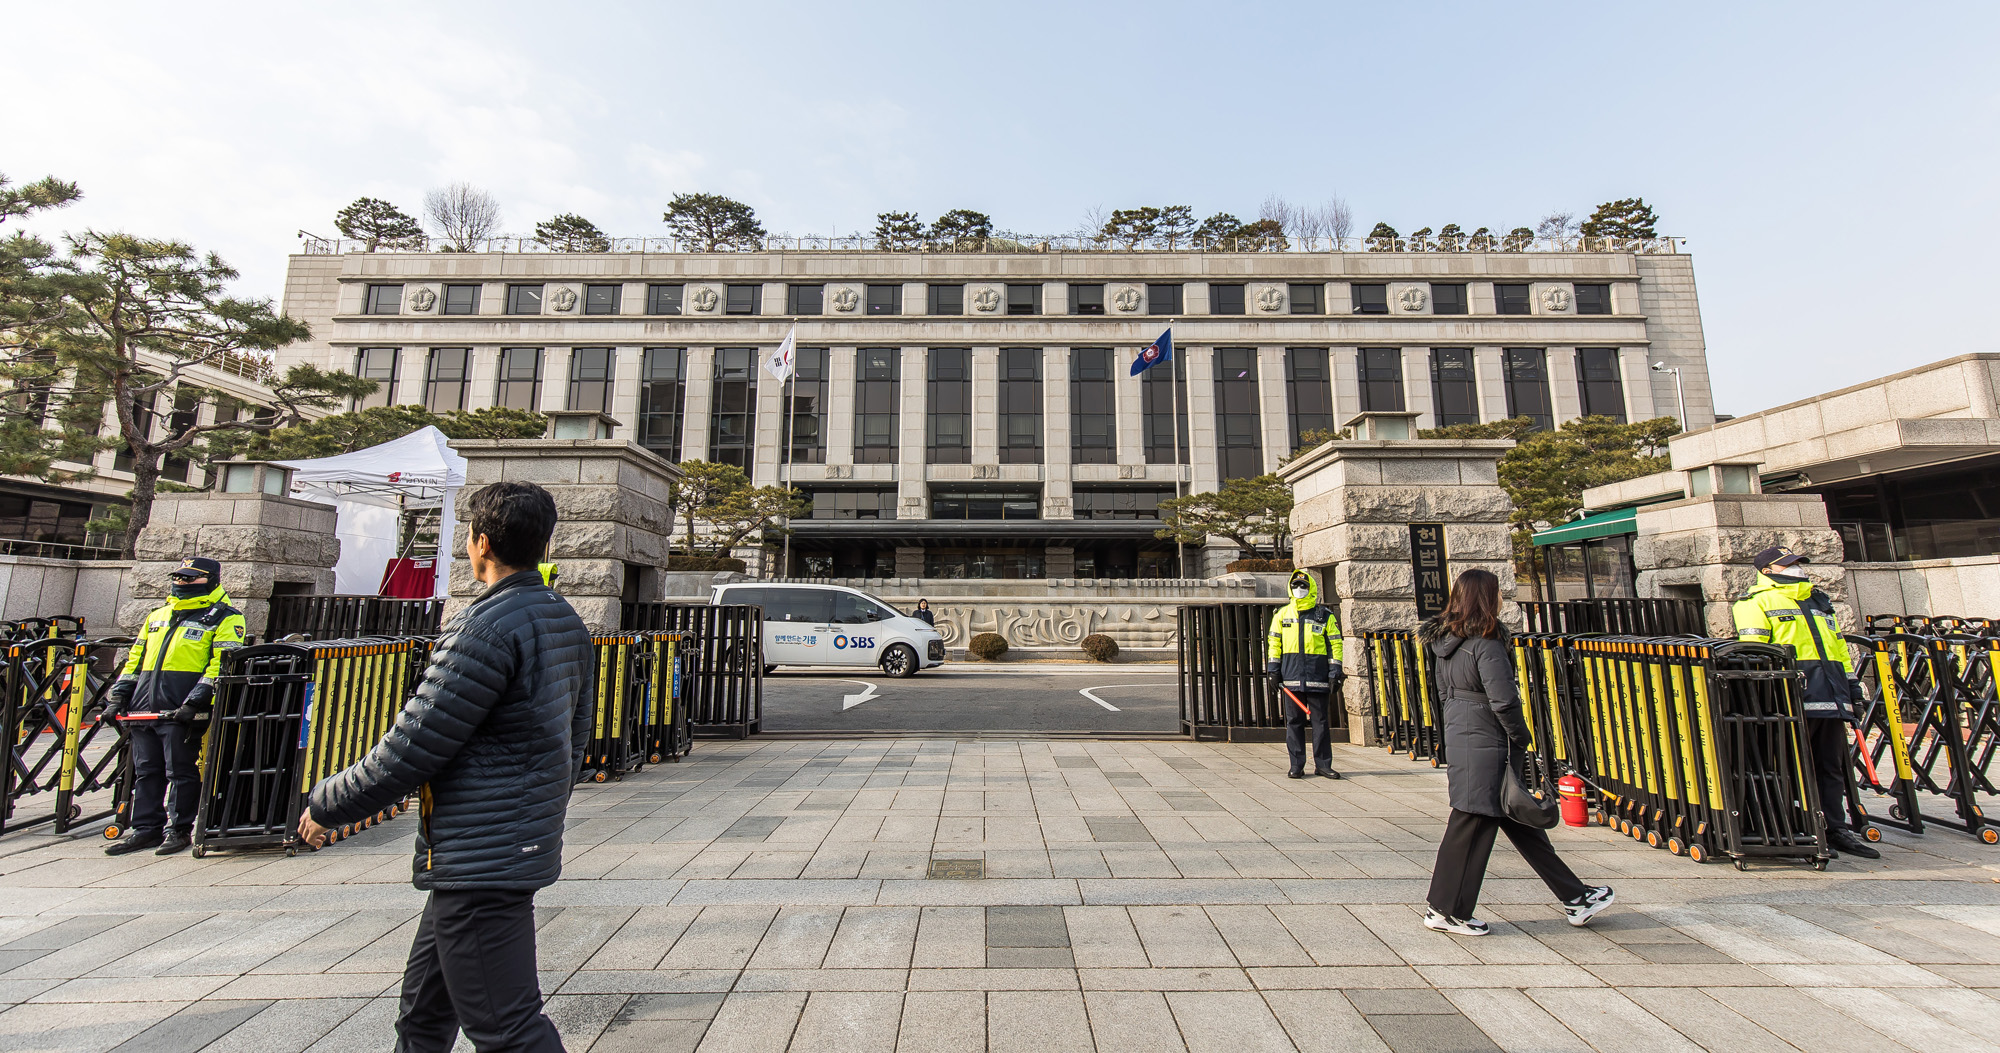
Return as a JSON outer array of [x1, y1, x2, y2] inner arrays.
[[1518, 598, 1704, 636], [1846, 632, 1998, 844], [621, 604, 762, 738], [1, 636, 131, 838], [265, 596, 445, 640], [1176, 604, 1333, 743]]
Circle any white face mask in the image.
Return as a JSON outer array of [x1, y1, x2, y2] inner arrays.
[[1291, 585, 1310, 599]]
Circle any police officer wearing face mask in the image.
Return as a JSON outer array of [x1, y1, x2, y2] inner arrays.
[[101, 557, 247, 856], [1732, 546, 1879, 860], [1267, 569, 1344, 779]]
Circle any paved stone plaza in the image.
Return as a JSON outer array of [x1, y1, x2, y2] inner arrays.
[[0, 740, 1996, 1052]]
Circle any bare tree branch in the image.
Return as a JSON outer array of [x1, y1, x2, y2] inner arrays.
[[424, 183, 504, 251]]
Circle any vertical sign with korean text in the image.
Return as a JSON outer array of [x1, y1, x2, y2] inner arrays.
[[1410, 523, 1448, 618]]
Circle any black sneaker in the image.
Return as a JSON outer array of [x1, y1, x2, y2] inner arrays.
[[1561, 886, 1616, 927], [1828, 828, 1880, 860], [105, 833, 163, 856], [155, 831, 192, 856]]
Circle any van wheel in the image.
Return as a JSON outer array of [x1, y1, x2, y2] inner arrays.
[[881, 644, 917, 679]]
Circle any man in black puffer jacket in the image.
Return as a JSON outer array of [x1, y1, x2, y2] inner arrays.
[[300, 481, 593, 1053]]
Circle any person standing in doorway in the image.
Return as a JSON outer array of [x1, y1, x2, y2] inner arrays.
[[1267, 569, 1343, 779], [1421, 569, 1615, 935], [299, 481, 594, 1052]]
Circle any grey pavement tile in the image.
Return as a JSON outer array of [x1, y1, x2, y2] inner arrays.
[[985, 906, 1069, 948], [670, 879, 881, 907], [165, 912, 349, 977], [30, 974, 231, 1004], [1441, 989, 1594, 1053], [1064, 907, 1148, 969], [207, 972, 401, 1001], [557, 970, 740, 995], [1269, 905, 1403, 966], [1169, 991, 1298, 1052], [1701, 986, 1919, 1053], [1346, 905, 1481, 967], [1776, 904, 1995, 965], [1083, 817, 1153, 843], [324, 913, 423, 974], [198, 998, 372, 1053], [0, 914, 134, 951], [896, 991, 984, 1053], [745, 906, 842, 970], [913, 907, 984, 969], [544, 993, 632, 1052], [907, 968, 1078, 992], [717, 816, 783, 842], [788, 990, 902, 1052], [536, 906, 640, 973], [1620, 987, 1796, 1053], [734, 969, 907, 992], [1053, 757, 1097, 769], [1128, 907, 1237, 968], [1346, 989, 1458, 1015], [692, 991, 805, 1053], [0, 999, 192, 1053], [659, 906, 779, 971], [1528, 988, 1710, 1053], [988, 990, 1092, 1053], [584, 906, 702, 972], [1084, 991, 1186, 1052], [988, 947, 1075, 968], [1364, 1012, 1502, 1053], [1266, 989, 1392, 1053], [299, 995, 400, 1053], [824, 907, 919, 969], [1204, 906, 1312, 968], [1623, 942, 1736, 965], [3, 913, 212, 981], [1078, 968, 1251, 991], [103, 1000, 271, 1053]]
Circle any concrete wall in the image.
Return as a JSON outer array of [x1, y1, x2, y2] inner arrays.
[[0, 556, 134, 630], [1846, 557, 2000, 619]]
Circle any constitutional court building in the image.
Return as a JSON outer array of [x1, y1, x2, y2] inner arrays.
[[277, 247, 1715, 578]]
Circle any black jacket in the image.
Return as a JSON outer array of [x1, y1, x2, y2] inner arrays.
[[307, 569, 595, 891], [1421, 617, 1530, 817]]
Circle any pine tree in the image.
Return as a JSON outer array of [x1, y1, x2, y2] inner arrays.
[[1580, 198, 1659, 241], [1154, 205, 1196, 248], [872, 211, 925, 250], [1101, 207, 1161, 248], [333, 197, 424, 251], [662, 193, 766, 251], [928, 209, 993, 249], [533, 213, 611, 252], [1193, 212, 1245, 248], [1364, 222, 1403, 252]]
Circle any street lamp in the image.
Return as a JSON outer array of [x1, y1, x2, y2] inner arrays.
[[1651, 362, 1687, 431]]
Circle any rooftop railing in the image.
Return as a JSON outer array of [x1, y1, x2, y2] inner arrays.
[[300, 233, 1683, 257]]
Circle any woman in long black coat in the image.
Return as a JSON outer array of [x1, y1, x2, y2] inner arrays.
[[1419, 569, 1615, 936]]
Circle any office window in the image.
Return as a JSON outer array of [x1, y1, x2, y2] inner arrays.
[[1143, 353, 1189, 464], [365, 284, 402, 315], [788, 284, 823, 314], [1146, 283, 1182, 315], [866, 284, 901, 315], [506, 285, 543, 315], [1073, 489, 1174, 520], [1006, 284, 1040, 315], [583, 285, 621, 315], [1288, 284, 1322, 314], [929, 284, 963, 315], [855, 347, 899, 464], [999, 347, 1042, 462], [353, 347, 399, 409], [709, 348, 756, 467], [496, 347, 543, 409], [1503, 348, 1553, 430], [638, 348, 686, 461], [1210, 284, 1246, 315], [1358, 348, 1405, 412], [1575, 283, 1612, 315], [424, 348, 471, 411], [930, 490, 1040, 520], [1351, 283, 1388, 314], [806, 488, 898, 520], [1496, 283, 1532, 315], [1070, 347, 1116, 464], [568, 347, 614, 413], [160, 389, 200, 483], [1432, 283, 1468, 315], [1431, 348, 1479, 427], [927, 348, 970, 463], [442, 284, 480, 315], [783, 348, 828, 464], [1577, 348, 1626, 422], [1072, 284, 1105, 315], [1285, 348, 1335, 448], [725, 284, 761, 315], [1215, 348, 1263, 480], [646, 284, 683, 315]]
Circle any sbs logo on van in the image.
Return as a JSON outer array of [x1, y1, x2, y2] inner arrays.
[[832, 634, 877, 651]]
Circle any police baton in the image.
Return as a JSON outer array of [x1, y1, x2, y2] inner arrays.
[[1279, 684, 1313, 717]]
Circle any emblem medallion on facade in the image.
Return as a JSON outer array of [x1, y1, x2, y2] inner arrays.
[[549, 287, 579, 312], [1255, 287, 1285, 313], [1398, 286, 1428, 312], [971, 287, 1001, 313], [690, 287, 719, 313], [830, 287, 859, 312], [1112, 287, 1142, 312], [407, 288, 438, 312], [1541, 286, 1572, 312]]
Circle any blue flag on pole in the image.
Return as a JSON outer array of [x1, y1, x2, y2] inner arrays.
[[1131, 329, 1173, 376]]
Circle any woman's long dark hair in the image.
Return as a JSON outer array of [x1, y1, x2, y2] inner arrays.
[[1440, 569, 1503, 640]]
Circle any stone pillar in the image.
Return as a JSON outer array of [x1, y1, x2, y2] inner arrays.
[[826, 345, 858, 467], [898, 346, 928, 519], [971, 347, 999, 465], [1043, 346, 1071, 518], [1257, 346, 1289, 470], [125, 491, 340, 638], [446, 439, 682, 632], [1631, 493, 1848, 635], [1279, 438, 1516, 744]]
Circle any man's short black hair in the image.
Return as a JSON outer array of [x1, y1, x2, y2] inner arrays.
[[464, 481, 558, 570]]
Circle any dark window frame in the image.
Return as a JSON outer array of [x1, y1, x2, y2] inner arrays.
[[783, 347, 829, 465], [1146, 283, 1182, 315], [1287, 284, 1323, 315], [495, 346, 544, 410], [928, 284, 963, 315], [637, 347, 686, 461], [1351, 283, 1388, 314], [865, 284, 901, 316], [646, 284, 684, 315], [567, 347, 615, 413], [365, 284, 402, 315], [1575, 283, 1612, 315], [1284, 347, 1334, 449], [1070, 347, 1116, 464], [424, 347, 472, 411], [1430, 348, 1479, 427], [1006, 284, 1041, 316], [709, 347, 757, 467], [1072, 487, 1175, 521], [1503, 347, 1553, 430], [1071, 284, 1105, 316], [583, 285, 622, 315], [998, 346, 1043, 462], [506, 285, 544, 315], [1495, 283, 1532, 315], [787, 284, 824, 315], [1210, 284, 1246, 315], [1577, 347, 1626, 422], [725, 284, 762, 315], [353, 347, 399, 410], [926, 348, 970, 464], [441, 284, 480, 315], [854, 347, 900, 464], [1431, 283, 1468, 315], [1214, 347, 1264, 480], [1358, 347, 1405, 413], [1143, 353, 1189, 464]]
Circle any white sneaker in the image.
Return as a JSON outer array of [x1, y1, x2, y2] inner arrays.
[[1562, 886, 1616, 927], [1422, 909, 1489, 936]]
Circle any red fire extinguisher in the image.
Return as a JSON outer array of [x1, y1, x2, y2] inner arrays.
[[1558, 774, 1588, 827]]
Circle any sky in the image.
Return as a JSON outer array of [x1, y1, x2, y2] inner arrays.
[[5, 1, 1996, 417]]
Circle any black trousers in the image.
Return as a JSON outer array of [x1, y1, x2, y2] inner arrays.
[[1805, 716, 1854, 833], [397, 889, 564, 1053], [1427, 808, 1589, 920], [1284, 690, 1332, 774], [129, 721, 200, 836]]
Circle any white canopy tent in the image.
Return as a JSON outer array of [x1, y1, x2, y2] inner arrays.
[[277, 426, 468, 598]]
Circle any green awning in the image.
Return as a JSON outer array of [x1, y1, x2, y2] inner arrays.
[[1532, 506, 1638, 546]]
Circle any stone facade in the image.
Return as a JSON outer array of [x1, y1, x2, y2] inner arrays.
[[1631, 492, 1850, 634], [123, 492, 340, 636]]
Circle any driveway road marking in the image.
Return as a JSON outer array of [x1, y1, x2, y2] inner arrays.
[[1078, 684, 1167, 712], [838, 680, 880, 710]]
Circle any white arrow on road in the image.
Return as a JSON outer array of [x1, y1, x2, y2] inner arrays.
[[1078, 684, 1162, 712], [839, 680, 880, 710]]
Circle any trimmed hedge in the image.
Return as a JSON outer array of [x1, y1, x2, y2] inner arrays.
[[1225, 558, 1294, 573], [1081, 634, 1119, 662], [667, 554, 748, 572], [968, 632, 1008, 660]]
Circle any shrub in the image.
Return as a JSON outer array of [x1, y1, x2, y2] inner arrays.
[[1081, 634, 1119, 662], [1225, 558, 1295, 573], [968, 632, 1008, 660], [668, 554, 747, 572]]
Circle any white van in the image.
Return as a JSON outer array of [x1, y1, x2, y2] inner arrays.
[[710, 582, 946, 678]]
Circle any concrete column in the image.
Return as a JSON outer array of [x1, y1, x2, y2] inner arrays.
[[1257, 346, 1290, 471], [1469, 282, 1496, 315], [1116, 345, 1145, 467], [1473, 347, 1508, 422], [971, 347, 999, 465], [895, 546, 923, 576], [478, 282, 505, 316], [1043, 346, 1072, 518], [1186, 346, 1220, 494], [901, 283, 926, 315], [397, 348, 427, 407], [826, 346, 857, 466], [752, 362, 784, 487], [1332, 348, 1362, 420], [1185, 283, 1211, 314], [1548, 346, 1581, 425], [609, 345, 642, 442], [466, 346, 499, 411], [1043, 283, 1069, 316], [681, 346, 715, 462], [760, 283, 786, 316], [1326, 282, 1352, 315], [125, 491, 339, 637], [619, 282, 646, 316], [540, 348, 571, 413], [1619, 348, 1657, 422], [1402, 347, 1435, 429], [899, 346, 927, 519], [1631, 493, 1849, 634]]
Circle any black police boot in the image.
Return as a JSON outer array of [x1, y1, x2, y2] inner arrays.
[[1315, 769, 1342, 779], [1828, 827, 1880, 860], [155, 830, 193, 856], [105, 832, 163, 856], [1286, 771, 1305, 779]]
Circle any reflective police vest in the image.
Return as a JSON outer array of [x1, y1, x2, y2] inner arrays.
[[118, 585, 247, 713], [1267, 574, 1342, 692], [1731, 572, 1854, 716]]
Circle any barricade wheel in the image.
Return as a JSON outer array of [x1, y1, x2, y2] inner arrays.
[[191, 846, 205, 859], [1666, 837, 1684, 856], [650, 753, 663, 763], [1733, 859, 1749, 871], [1812, 858, 1828, 870], [1687, 843, 1707, 863], [1981, 828, 1998, 845], [1863, 827, 1882, 843], [67, 804, 80, 820], [1646, 831, 1661, 848], [102, 824, 120, 840], [1889, 805, 1907, 821], [593, 770, 608, 783]]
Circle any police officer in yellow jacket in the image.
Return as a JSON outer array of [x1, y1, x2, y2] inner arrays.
[[1268, 569, 1344, 779], [1732, 546, 1879, 860], [101, 557, 246, 856]]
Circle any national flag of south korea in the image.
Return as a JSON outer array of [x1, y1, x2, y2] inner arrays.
[[764, 324, 798, 382], [1131, 328, 1173, 376]]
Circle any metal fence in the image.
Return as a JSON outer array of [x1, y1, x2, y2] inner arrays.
[[1176, 603, 1346, 742], [300, 233, 1685, 257], [622, 603, 764, 738], [265, 596, 446, 640], [1518, 598, 1704, 636]]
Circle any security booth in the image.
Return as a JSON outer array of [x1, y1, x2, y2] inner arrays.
[[1530, 507, 1638, 601]]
